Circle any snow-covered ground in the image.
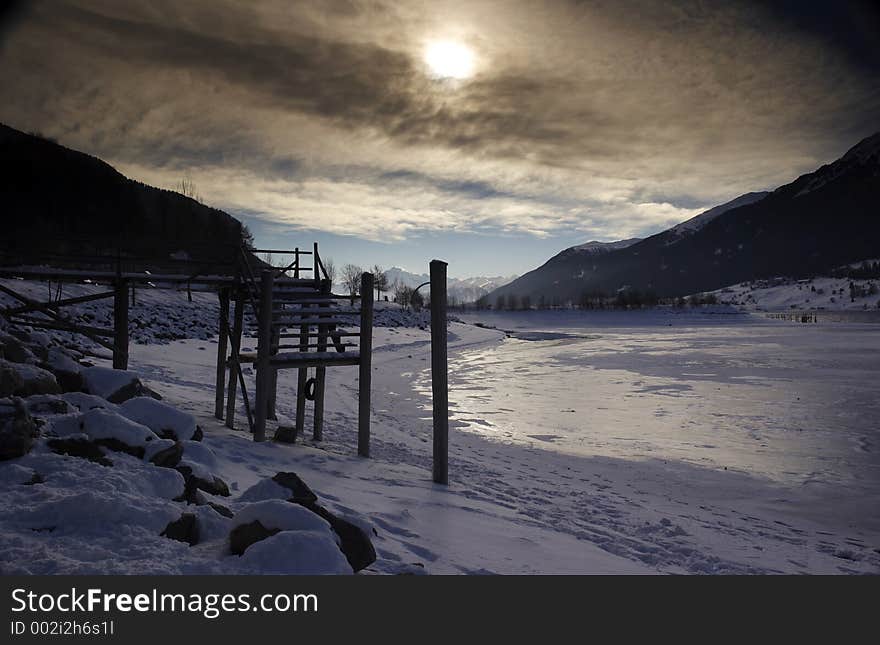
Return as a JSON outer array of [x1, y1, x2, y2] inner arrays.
[[2, 281, 879, 574], [711, 276, 880, 312]]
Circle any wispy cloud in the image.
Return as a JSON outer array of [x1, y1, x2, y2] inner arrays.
[[1, 0, 878, 247]]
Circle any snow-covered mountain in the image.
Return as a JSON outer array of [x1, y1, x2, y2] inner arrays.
[[571, 238, 643, 253], [382, 267, 516, 303], [489, 130, 880, 302], [667, 191, 769, 239]]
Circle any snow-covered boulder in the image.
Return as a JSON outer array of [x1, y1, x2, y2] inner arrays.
[[239, 472, 317, 504], [61, 392, 118, 413], [0, 397, 37, 461], [119, 397, 197, 441], [81, 367, 158, 404], [0, 359, 60, 396], [176, 460, 230, 502], [144, 439, 184, 468], [239, 531, 352, 574], [300, 501, 377, 573], [0, 330, 38, 364], [80, 408, 159, 458], [43, 348, 84, 393], [161, 513, 200, 546], [25, 394, 73, 417], [229, 499, 336, 557]]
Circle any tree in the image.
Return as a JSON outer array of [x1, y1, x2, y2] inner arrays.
[[371, 265, 388, 301], [323, 257, 336, 288], [393, 281, 413, 310], [240, 223, 255, 250], [342, 264, 362, 304], [176, 172, 201, 203]]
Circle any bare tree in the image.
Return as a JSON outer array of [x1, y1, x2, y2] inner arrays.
[[342, 264, 363, 304], [371, 264, 388, 301], [393, 281, 414, 311], [323, 257, 336, 288], [176, 172, 201, 203]]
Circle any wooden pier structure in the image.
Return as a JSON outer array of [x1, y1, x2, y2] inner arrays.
[[0, 242, 375, 454]]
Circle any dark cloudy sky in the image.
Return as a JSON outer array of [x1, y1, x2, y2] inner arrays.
[[2, 1, 879, 277]]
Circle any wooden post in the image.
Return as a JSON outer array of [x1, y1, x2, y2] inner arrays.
[[430, 259, 448, 484], [313, 280, 330, 441], [113, 278, 129, 370], [295, 305, 309, 438], [214, 289, 230, 419], [225, 290, 244, 429], [253, 271, 274, 442], [358, 272, 374, 457], [130, 282, 136, 307], [267, 326, 279, 420]]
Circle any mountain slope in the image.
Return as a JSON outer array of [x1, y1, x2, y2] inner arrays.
[[489, 132, 880, 302], [0, 124, 250, 268]]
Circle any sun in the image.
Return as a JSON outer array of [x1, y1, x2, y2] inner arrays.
[[424, 40, 476, 80]]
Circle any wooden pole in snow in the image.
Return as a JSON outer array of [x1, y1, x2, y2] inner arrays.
[[430, 259, 448, 484], [113, 278, 129, 370], [358, 272, 374, 457], [253, 270, 274, 442], [214, 288, 230, 419]]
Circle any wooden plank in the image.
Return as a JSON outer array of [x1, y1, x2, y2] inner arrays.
[[270, 354, 360, 369], [1, 289, 115, 316], [358, 272, 374, 457], [295, 304, 310, 438]]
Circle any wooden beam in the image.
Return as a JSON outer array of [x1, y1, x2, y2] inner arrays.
[[358, 272, 374, 457]]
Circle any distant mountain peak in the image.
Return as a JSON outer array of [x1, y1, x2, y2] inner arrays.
[[571, 238, 642, 253], [841, 131, 880, 164]]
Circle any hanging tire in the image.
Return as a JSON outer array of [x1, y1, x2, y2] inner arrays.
[[305, 377, 318, 401]]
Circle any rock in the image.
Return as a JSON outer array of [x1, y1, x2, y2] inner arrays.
[[229, 520, 280, 556], [24, 472, 45, 485], [161, 513, 200, 546], [272, 472, 318, 504], [300, 501, 377, 572], [81, 367, 155, 404], [118, 397, 197, 441], [0, 397, 38, 461], [79, 408, 157, 458], [46, 437, 112, 466], [272, 425, 297, 443], [0, 360, 60, 396], [207, 502, 234, 518], [148, 441, 184, 468], [192, 425, 203, 442], [25, 394, 72, 416], [0, 332, 38, 364], [43, 349, 85, 393], [175, 463, 231, 503], [0, 363, 24, 398]]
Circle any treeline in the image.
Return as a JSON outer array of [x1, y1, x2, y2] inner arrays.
[[471, 289, 719, 311], [831, 260, 880, 280]]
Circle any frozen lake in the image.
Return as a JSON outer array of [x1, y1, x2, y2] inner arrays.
[[448, 310, 880, 498]]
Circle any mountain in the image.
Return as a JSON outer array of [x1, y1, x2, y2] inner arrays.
[[489, 132, 880, 303], [570, 238, 642, 254], [0, 124, 251, 270], [383, 267, 516, 303]]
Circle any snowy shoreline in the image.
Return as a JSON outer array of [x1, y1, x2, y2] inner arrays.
[[2, 281, 879, 574]]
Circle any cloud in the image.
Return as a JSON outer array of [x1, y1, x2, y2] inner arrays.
[[0, 0, 878, 246]]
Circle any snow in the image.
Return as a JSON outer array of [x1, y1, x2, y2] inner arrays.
[[119, 397, 198, 440], [80, 408, 158, 447], [232, 499, 334, 537], [2, 281, 878, 575], [240, 531, 352, 575], [711, 276, 880, 312], [81, 366, 139, 399]]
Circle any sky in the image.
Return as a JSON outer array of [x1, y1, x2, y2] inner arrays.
[[1, 0, 879, 277]]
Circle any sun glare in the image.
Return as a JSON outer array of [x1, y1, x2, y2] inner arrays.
[[424, 40, 475, 80]]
